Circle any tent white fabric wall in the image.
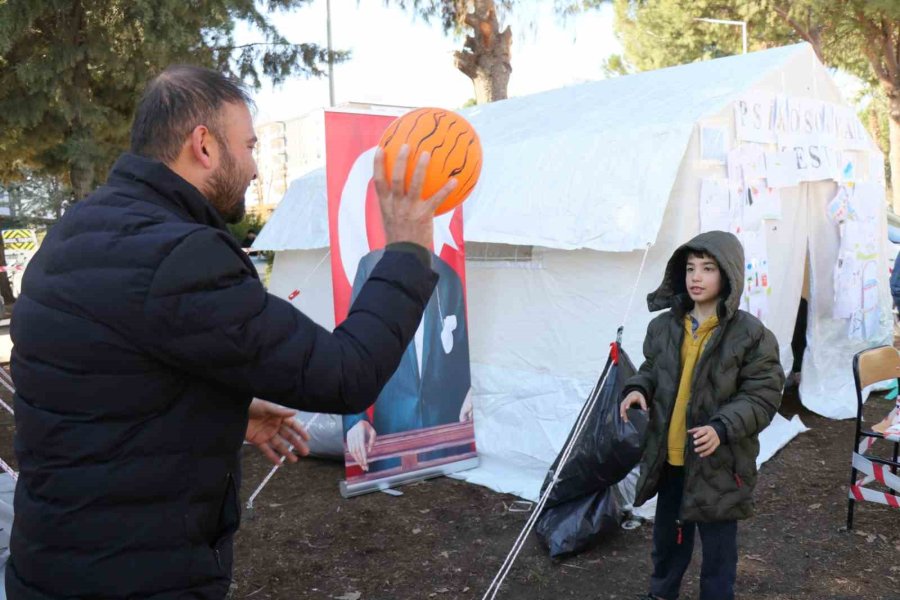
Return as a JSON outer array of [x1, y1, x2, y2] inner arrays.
[[268, 248, 334, 330], [256, 43, 887, 502], [0, 473, 17, 597]]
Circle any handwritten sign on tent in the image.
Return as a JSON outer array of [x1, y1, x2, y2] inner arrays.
[[735, 93, 873, 188]]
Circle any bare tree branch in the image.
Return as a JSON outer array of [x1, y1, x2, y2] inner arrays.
[[218, 42, 297, 51], [854, 8, 893, 88], [772, 3, 825, 62], [454, 45, 477, 79]]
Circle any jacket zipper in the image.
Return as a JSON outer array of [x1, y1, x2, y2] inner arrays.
[[652, 318, 686, 545], [729, 442, 744, 488], [676, 317, 728, 544], [655, 320, 686, 500]]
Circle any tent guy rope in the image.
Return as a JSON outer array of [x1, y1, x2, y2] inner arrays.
[[481, 242, 652, 600], [245, 251, 332, 510]]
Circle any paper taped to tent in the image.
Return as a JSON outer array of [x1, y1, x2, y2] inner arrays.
[[255, 43, 887, 506]]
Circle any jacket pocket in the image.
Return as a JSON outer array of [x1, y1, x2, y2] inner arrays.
[[211, 473, 240, 571], [729, 443, 758, 493], [215, 473, 240, 541]]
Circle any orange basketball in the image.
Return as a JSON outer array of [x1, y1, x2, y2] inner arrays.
[[378, 107, 482, 216]]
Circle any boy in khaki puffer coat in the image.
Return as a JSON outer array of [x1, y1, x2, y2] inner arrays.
[[620, 231, 784, 600]]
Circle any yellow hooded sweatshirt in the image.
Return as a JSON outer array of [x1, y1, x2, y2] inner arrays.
[[667, 314, 719, 466]]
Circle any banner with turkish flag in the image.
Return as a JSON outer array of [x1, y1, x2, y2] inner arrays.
[[325, 109, 477, 497]]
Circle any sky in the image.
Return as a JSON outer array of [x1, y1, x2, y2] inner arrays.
[[235, 1, 870, 126], [235, 0, 622, 125]]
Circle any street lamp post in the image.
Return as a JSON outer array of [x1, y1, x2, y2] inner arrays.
[[326, 0, 335, 107], [694, 17, 748, 55]]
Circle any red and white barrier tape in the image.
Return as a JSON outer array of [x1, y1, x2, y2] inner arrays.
[[850, 452, 900, 508], [849, 484, 900, 508], [883, 406, 900, 442], [0, 457, 17, 481], [853, 452, 900, 493], [858, 436, 876, 454], [857, 432, 899, 457], [0, 368, 17, 477], [0, 370, 14, 415]]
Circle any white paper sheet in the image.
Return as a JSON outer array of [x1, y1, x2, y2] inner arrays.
[[733, 92, 777, 144], [700, 124, 729, 162], [740, 229, 771, 322], [700, 178, 738, 233], [777, 133, 838, 183], [765, 149, 801, 187], [748, 182, 782, 221]]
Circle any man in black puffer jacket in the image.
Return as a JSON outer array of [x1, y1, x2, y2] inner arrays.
[[7, 66, 459, 599]]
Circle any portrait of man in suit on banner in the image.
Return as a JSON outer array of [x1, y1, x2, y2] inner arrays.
[[324, 110, 477, 495], [344, 248, 472, 474]]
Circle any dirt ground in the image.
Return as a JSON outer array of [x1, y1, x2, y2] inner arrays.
[[0, 372, 897, 599], [228, 388, 900, 600]]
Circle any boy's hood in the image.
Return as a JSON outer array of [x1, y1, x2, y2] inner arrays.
[[647, 231, 745, 321]]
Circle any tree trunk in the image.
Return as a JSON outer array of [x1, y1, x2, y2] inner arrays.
[[867, 100, 885, 154], [0, 235, 15, 307], [69, 156, 94, 201], [453, 0, 512, 104], [772, 4, 825, 63], [68, 0, 94, 201], [888, 92, 900, 213]]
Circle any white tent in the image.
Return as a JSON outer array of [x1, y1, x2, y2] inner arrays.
[[255, 43, 888, 502], [0, 472, 16, 598]]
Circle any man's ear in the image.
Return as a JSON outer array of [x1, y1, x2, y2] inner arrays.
[[188, 125, 213, 170]]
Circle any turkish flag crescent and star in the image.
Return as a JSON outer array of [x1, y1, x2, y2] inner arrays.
[[324, 110, 467, 325]]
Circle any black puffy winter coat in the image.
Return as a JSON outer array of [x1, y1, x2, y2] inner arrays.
[[7, 153, 437, 599]]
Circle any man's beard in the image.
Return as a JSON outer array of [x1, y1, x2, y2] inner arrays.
[[204, 145, 248, 224]]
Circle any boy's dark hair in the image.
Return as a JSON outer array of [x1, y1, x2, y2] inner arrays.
[[686, 248, 715, 263], [130, 65, 254, 164]]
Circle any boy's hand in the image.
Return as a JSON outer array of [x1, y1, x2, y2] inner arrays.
[[689, 426, 720, 457], [620, 391, 648, 423]]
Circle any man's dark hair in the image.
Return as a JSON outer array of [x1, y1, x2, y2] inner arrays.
[[130, 65, 254, 163]]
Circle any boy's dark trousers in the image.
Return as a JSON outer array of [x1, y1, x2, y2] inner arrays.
[[649, 464, 738, 600]]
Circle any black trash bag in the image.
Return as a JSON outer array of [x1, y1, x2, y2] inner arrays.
[[534, 488, 620, 558], [541, 342, 648, 509], [535, 341, 648, 557]]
